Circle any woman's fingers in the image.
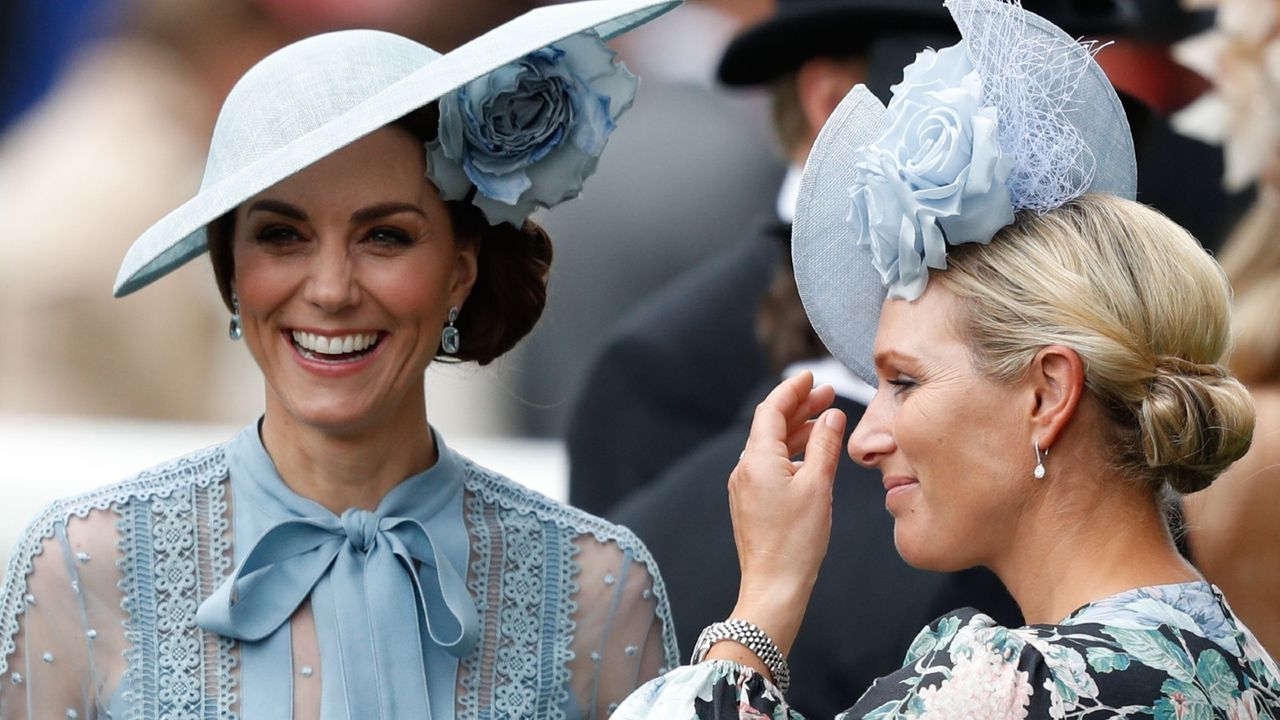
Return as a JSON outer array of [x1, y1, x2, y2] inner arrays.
[[744, 372, 838, 460], [744, 372, 816, 457], [796, 408, 846, 489], [794, 382, 836, 426], [726, 403, 848, 659]]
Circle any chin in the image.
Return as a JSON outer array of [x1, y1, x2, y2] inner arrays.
[[894, 524, 976, 573], [277, 395, 387, 436]]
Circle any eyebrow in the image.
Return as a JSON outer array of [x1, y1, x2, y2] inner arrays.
[[246, 199, 308, 221], [873, 348, 921, 369], [350, 202, 426, 224], [245, 200, 427, 225]]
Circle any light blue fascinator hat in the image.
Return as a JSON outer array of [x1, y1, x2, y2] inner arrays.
[[113, 0, 680, 297], [791, 0, 1137, 385]]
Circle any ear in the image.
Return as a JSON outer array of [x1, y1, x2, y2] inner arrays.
[[450, 236, 480, 308], [795, 57, 867, 141], [1026, 344, 1085, 449]]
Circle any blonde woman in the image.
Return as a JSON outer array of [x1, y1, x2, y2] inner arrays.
[[613, 1, 1280, 717]]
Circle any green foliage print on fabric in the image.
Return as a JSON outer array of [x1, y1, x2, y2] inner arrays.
[[1153, 678, 1214, 720], [1196, 648, 1239, 708], [1104, 627, 1197, 682], [1085, 647, 1131, 674]]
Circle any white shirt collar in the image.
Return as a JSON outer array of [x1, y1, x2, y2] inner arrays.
[[775, 163, 804, 224], [782, 357, 876, 406]]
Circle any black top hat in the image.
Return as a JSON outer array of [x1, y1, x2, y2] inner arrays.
[[716, 0, 1192, 88], [716, 0, 955, 87]]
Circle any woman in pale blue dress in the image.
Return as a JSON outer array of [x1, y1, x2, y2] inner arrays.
[[614, 0, 1280, 718], [0, 2, 682, 718]]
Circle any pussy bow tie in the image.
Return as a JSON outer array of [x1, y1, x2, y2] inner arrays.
[[198, 427, 480, 719]]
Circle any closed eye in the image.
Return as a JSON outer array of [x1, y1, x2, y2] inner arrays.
[[886, 377, 918, 395]]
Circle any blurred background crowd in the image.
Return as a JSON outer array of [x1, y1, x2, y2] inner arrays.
[[1, 0, 1278, 717]]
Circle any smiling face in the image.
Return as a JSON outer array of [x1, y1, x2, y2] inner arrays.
[[230, 126, 478, 436], [847, 283, 1034, 572]]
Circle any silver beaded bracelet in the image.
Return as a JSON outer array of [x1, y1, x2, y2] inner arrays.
[[690, 618, 791, 693]]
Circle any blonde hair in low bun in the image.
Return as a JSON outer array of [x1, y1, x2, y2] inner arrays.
[[935, 194, 1255, 494], [1141, 358, 1251, 494]]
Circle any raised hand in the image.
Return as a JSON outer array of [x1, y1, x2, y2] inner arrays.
[[706, 371, 846, 673]]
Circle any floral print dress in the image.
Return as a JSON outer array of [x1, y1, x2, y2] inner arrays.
[[614, 581, 1280, 719]]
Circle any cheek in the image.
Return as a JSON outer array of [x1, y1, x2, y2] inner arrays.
[[230, 243, 301, 312], [364, 263, 450, 319]]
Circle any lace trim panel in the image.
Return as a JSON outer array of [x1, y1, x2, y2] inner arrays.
[[115, 448, 238, 720], [460, 459, 679, 669], [456, 460, 679, 720], [458, 489, 574, 719]]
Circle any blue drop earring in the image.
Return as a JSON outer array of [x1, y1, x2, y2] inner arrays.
[[441, 306, 460, 355], [229, 290, 243, 341]]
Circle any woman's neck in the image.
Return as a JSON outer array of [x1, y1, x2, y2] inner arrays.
[[259, 398, 437, 514], [991, 463, 1200, 625]]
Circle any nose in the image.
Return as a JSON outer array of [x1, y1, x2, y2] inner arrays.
[[304, 239, 359, 312], [848, 390, 894, 468]]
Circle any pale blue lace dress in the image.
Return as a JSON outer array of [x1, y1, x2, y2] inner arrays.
[[0, 424, 678, 719]]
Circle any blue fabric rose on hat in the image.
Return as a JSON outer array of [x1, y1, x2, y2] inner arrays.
[[848, 42, 1015, 300], [427, 31, 638, 227]]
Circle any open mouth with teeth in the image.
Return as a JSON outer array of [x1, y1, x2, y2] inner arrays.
[[289, 330, 383, 362]]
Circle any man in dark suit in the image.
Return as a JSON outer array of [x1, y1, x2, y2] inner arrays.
[[568, 0, 959, 516]]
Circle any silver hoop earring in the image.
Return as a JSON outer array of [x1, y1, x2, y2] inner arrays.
[[228, 290, 243, 341], [1033, 441, 1048, 479], [441, 306, 460, 355]]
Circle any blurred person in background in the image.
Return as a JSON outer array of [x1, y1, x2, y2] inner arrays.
[[0, 0, 305, 422], [567, 0, 962, 515], [0, 2, 681, 717], [508, 0, 785, 438], [1172, 0, 1280, 656], [0, 0, 106, 133], [0, 0, 545, 425]]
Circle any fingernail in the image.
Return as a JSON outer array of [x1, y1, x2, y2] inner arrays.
[[825, 410, 842, 429]]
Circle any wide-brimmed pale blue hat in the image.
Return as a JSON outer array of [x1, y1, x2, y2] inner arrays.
[[113, 0, 679, 297]]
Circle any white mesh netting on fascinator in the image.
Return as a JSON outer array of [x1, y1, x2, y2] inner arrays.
[[792, 0, 1137, 385]]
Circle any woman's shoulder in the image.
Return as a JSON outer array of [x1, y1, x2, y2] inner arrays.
[[456, 453, 647, 548], [850, 584, 1280, 719], [5, 442, 229, 575], [64, 441, 228, 516]]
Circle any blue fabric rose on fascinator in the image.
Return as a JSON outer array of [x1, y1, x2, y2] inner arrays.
[[851, 42, 1015, 299], [427, 31, 637, 226]]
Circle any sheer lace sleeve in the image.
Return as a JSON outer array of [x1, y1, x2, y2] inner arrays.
[[0, 506, 128, 720], [612, 661, 800, 720], [569, 535, 676, 719]]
